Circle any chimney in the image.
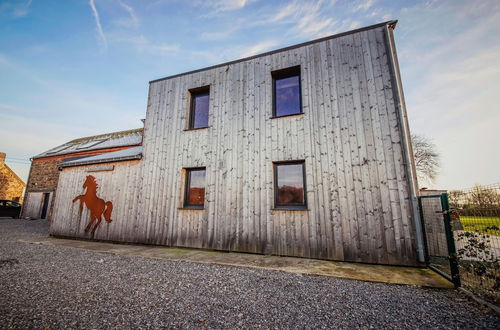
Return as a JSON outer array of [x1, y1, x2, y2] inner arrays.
[[0, 152, 5, 165]]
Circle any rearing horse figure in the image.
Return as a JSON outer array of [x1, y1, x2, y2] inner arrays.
[[72, 175, 113, 234]]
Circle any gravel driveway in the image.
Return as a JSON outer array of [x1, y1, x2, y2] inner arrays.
[[1, 218, 498, 329]]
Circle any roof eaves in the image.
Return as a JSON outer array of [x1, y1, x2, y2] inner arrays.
[[32, 128, 144, 159], [32, 143, 142, 160], [59, 153, 142, 169]]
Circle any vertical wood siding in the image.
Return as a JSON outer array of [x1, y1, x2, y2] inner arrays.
[[50, 25, 419, 265], [50, 161, 142, 242], [23, 192, 44, 219]]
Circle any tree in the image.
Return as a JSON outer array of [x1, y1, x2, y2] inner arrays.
[[411, 134, 440, 185], [468, 184, 500, 209]]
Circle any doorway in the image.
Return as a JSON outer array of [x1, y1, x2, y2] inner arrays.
[[40, 192, 50, 219]]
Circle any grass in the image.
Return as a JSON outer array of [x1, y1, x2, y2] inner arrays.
[[459, 216, 500, 236]]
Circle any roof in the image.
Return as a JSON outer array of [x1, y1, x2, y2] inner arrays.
[[34, 128, 143, 159], [1, 163, 26, 185], [149, 20, 398, 84], [60, 146, 143, 168]]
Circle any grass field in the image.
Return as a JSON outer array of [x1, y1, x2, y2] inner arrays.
[[459, 216, 500, 236]]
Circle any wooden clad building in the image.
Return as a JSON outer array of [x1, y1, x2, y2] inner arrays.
[[22, 129, 143, 220], [50, 21, 424, 266]]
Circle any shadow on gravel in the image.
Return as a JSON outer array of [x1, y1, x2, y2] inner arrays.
[[0, 258, 19, 268]]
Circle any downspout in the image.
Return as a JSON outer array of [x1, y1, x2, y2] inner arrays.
[[384, 22, 425, 263], [20, 157, 34, 219]]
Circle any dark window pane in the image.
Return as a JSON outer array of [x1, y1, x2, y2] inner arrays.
[[187, 169, 205, 206], [192, 93, 209, 128], [276, 163, 305, 206], [275, 75, 300, 117]]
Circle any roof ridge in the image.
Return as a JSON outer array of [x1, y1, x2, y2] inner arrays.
[[68, 128, 143, 144]]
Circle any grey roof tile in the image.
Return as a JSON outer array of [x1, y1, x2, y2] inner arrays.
[[34, 128, 143, 159], [60, 146, 143, 168]]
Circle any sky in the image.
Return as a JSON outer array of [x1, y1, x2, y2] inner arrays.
[[0, 0, 499, 190]]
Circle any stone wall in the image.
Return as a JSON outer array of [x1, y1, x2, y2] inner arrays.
[[0, 153, 26, 202], [26, 158, 61, 192]]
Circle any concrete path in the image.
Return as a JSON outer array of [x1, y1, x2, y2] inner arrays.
[[22, 236, 452, 288]]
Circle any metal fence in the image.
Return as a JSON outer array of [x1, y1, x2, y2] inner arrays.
[[448, 184, 500, 305]]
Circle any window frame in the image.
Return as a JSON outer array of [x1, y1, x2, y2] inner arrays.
[[183, 167, 206, 209], [271, 66, 303, 118], [273, 160, 307, 210], [188, 86, 210, 130]]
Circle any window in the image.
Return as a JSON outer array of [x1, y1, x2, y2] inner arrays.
[[274, 161, 306, 209], [272, 66, 302, 117], [189, 87, 210, 129], [76, 139, 108, 150], [184, 168, 206, 208], [46, 145, 71, 154]]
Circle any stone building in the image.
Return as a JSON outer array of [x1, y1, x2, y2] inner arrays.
[[22, 128, 143, 220], [0, 153, 26, 202]]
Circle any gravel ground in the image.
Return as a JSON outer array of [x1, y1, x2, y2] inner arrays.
[[1, 218, 498, 329]]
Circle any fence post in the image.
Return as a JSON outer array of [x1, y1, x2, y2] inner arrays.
[[418, 197, 430, 264], [440, 193, 461, 288]]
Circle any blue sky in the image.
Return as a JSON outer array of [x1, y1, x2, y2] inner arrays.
[[1, 0, 499, 190]]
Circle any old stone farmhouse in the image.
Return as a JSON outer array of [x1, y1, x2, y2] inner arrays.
[[0, 153, 26, 202]]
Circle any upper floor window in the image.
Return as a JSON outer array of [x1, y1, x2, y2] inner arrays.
[[274, 161, 306, 209], [189, 86, 210, 129], [184, 168, 206, 208], [272, 66, 302, 117]]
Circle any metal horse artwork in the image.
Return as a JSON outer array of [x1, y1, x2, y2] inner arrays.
[[72, 175, 113, 234]]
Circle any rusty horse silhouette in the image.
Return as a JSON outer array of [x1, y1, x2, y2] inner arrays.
[[72, 175, 113, 234]]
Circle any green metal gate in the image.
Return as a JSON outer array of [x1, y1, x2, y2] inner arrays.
[[419, 193, 461, 287]]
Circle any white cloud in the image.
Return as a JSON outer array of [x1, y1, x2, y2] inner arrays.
[[240, 40, 278, 57], [0, 0, 32, 17], [112, 34, 180, 54], [207, 0, 254, 12], [267, 0, 345, 39], [14, 0, 32, 17], [270, 1, 299, 22], [352, 0, 375, 12], [89, 0, 107, 49], [200, 29, 235, 41], [116, 0, 139, 28], [381, 13, 392, 21]]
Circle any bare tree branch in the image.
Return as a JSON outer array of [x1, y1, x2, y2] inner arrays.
[[411, 134, 440, 185]]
